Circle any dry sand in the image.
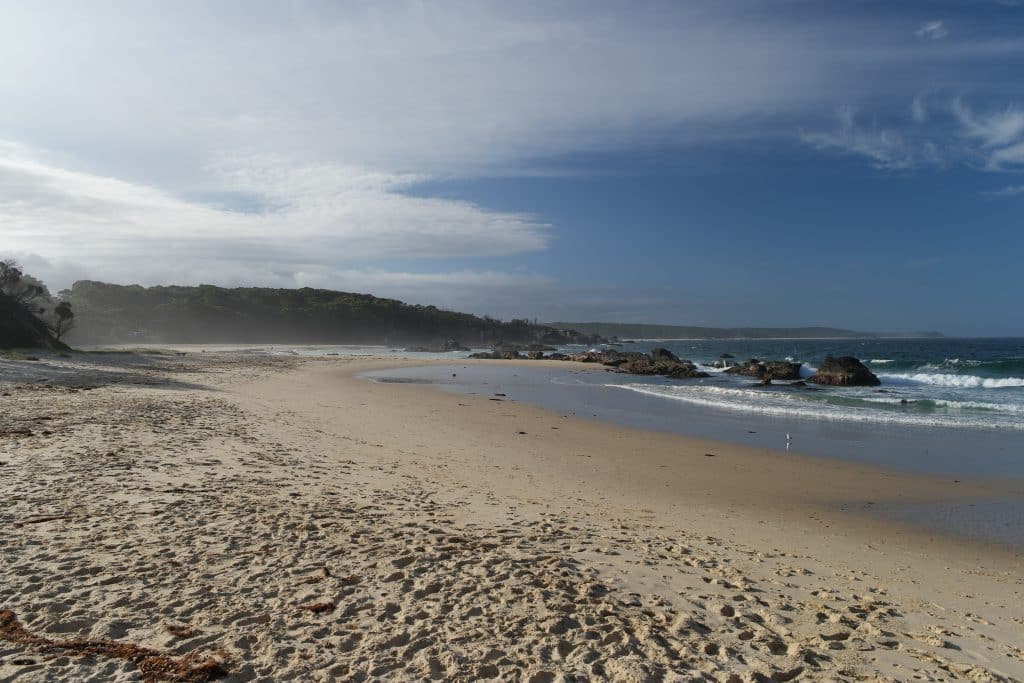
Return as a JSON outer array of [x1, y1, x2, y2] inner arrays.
[[1, 351, 1022, 682]]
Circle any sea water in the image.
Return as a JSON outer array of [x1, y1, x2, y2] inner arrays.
[[588, 337, 1024, 432]]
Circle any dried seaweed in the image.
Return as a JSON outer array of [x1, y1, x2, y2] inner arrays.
[[297, 601, 336, 614], [0, 610, 228, 682], [164, 624, 197, 639]]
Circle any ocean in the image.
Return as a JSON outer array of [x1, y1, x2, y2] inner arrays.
[[588, 337, 1024, 432]]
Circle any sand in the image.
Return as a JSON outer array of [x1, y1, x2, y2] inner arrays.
[[1, 350, 1022, 682]]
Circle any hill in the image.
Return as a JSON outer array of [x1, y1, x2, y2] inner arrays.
[[547, 322, 944, 340], [64, 281, 600, 347], [0, 293, 68, 350]]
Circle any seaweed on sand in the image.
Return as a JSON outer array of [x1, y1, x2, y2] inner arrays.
[[0, 610, 229, 682]]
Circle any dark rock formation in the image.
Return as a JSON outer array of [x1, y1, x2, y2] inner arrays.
[[617, 357, 708, 379], [565, 350, 645, 366], [724, 359, 801, 380], [468, 349, 522, 360], [808, 356, 880, 386], [650, 347, 679, 363], [405, 339, 470, 353]]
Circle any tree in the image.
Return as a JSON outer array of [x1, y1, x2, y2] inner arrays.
[[0, 259, 48, 312], [51, 301, 75, 341]]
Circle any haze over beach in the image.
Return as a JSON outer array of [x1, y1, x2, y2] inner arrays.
[[2, 2, 1024, 682]]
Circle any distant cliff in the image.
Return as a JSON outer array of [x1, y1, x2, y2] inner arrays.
[[64, 281, 602, 346], [547, 322, 943, 340]]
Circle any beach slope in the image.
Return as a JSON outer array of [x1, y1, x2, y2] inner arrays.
[[1, 352, 1021, 682]]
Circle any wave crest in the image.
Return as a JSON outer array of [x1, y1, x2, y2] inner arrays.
[[879, 372, 1024, 389]]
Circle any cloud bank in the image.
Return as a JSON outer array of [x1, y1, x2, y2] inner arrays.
[[1, 2, 1023, 317], [1, 143, 548, 295]]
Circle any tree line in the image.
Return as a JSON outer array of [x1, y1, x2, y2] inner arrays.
[[60, 280, 595, 346]]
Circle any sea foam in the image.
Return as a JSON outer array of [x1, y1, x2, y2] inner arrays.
[[879, 372, 1024, 389]]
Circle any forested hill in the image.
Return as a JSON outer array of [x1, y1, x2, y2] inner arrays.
[[64, 281, 599, 346], [548, 322, 944, 340]]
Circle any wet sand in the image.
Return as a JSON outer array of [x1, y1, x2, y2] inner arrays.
[[1, 351, 1022, 682]]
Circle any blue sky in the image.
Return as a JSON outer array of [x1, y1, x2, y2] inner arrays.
[[1, 1, 1023, 335]]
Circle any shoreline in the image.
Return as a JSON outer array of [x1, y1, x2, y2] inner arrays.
[[2, 350, 1022, 681], [347, 358, 1024, 558]]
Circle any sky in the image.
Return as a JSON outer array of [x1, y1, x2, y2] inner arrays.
[[1, 1, 1023, 336]]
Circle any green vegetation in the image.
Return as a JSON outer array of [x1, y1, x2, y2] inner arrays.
[[0, 260, 70, 350], [65, 281, 598, 346], [548, 322, 944, 340]]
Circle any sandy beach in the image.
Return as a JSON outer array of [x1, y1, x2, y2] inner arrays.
[[1, 350, 1022, 682]]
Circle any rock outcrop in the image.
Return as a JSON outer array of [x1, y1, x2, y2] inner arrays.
[[468, 350, 522, 360], [808, 356, 880, 386], [405, 339, 470, 353], [465, 345, 708, 380], [649, 347, 679, 363], [615, 356, 709, 379], [724, 359, 802, 381]]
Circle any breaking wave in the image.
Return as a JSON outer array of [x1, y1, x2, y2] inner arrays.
[[878, 373, 1024, 389]]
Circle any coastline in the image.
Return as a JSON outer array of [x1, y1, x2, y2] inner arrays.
[[2, 350, 1022, 681], [347, 358, 1024, 554]]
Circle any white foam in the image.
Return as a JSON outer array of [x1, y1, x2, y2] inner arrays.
[[605, 383, 1024, 430], [856, 396, 1024, 413], [870, 359, 895, 364], [880, 372, 1024, 389]]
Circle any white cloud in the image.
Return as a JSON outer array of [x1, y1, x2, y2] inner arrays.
[[0, 2, 1018, 184], [952, 100, 1024, 147], [915, 21, 949, 40], [800, 107, 931, 170], [803, 97, 1024, 171], [0, 143, 548, 291]]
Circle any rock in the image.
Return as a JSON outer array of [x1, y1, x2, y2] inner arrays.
[[725, 361, 764, 378], [649, 347, 679, 362], [763, 361, 802, 380], [598, 350, 647, 367], [527, 350, 545, 360], [404, 339, 469, 353], [565, 350, 646, 366], [618, 356, 709, 379], [662, 361, 710, 379], [808, 356, 880, 386], [468, 350, 523, 360], [725, 359, 801, 380]]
